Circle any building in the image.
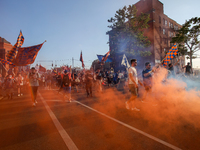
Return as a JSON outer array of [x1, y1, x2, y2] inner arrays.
[[107, 0, 185, 70], [0, 37, 13, 76]]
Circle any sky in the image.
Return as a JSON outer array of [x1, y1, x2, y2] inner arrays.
[[0, 0, 200, 69]]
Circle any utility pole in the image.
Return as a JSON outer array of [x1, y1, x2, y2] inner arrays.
[[72, 57, 74, 68]]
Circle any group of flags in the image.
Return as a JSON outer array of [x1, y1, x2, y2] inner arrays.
[[62, 43, 178, 73], [78, 50, 112, 69], [2, 31, 176, 72], [0, 30, 44, 70], [120, 43, 179, 70]]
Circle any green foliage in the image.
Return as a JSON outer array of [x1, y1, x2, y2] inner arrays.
[[171, 17, 200, 67], [107, 5, 151, 57]]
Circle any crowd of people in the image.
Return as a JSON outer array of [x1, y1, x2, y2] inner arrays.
[[0, 72, 28, 100], [0, 60, 194, 108]]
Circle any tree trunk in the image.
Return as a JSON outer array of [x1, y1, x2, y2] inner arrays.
[[190, 49, 193, 68]]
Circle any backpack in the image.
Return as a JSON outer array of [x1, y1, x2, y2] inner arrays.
[[63, 74, 70, 86]]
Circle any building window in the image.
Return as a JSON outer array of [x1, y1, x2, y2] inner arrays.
[[174, 25, 178, 30], [169, 31, 174, 37], [163, 28, 166, 35], [165, 20, 168, 26], [159, 16, 161, 24], [163, 18, 165, 25], [159, 26, 162, 33], [171, 23, 173, 28]]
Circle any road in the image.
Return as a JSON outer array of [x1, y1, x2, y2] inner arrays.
[[0, 87, 200, 150]]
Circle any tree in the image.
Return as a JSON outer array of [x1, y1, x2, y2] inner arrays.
[[107, 5, 151, 57], [171, 17, 200, 67]]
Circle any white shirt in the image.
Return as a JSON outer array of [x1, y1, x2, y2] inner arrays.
[[128, 66, 138, 85], [118, 73, 123, 79]]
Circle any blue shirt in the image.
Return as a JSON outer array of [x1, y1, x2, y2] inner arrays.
[[142, 69, 152, 86]]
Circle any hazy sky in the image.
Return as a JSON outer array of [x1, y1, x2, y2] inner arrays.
[[0, 0, 199, 69]]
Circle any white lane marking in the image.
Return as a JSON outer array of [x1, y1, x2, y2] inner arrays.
[[54, 90, 182, 150], [74, 100, 182, 150], [38, 93, 78, 150], [45, 100, 63, 102]]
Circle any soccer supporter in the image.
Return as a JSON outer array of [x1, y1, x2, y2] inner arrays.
[[95, 69, 102, 92], [73, 73, 80, 92], [125, 59, 143, 111], [15, 73, 24, 96], [142, 62, 153, 101], [3, 74, 14, 100], [61, 70, 72, 102], [85, 70, 93, 97], [28, 67, 40, 106], [41, 75, 46, 87], [0, 74, 4, 99], [184, 62, 193, 76], [46, 73, 52, 90], [56, 73, 62, 87]]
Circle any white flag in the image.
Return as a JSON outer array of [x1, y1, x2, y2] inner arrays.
[[121, 54, 130, 68]]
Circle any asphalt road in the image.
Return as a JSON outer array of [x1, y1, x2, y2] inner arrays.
[[0, 87, 200, 150]]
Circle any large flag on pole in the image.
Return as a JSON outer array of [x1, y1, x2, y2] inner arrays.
[[14, 43, 44, 66], [97, 55, 112, 63], [39, 65, 46, 72], [101, 50, 111, 62], [0, 58, 15, 67], [7, 30, 24, 62], [121, 54, 130, 68], [80, 51, 85, 68], [163, 43, 178, 67]]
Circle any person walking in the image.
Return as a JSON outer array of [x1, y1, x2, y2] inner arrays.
[[85, 70, 93, 97], [61, 70, 72, 102], [184, 62, 193, 76], [15, 73, 24, 96], [125, 59, 142, 111], [28, 67, 40, 106], [142, 62, 153, 101]]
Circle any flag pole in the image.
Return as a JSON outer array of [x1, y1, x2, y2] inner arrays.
[[0, 61, 9, 75], [0, 61, 8, 71]]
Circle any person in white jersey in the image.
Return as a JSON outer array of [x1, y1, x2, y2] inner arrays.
[[126, 59, 142, 111]]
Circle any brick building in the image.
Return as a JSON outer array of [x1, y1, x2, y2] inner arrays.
[[0, 37, 13, 76], [107, 0, 185, 70]]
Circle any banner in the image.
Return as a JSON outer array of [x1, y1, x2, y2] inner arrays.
[[101, 50, 110, 62], [14, 43, 44, 66], [0, 58, 15, 67], [39, 65, 46, 72], [163, 43, 178, 67], [97, 55, 112, 63], [121, 54, 130, 68], [80, 51, 85, 68], [7, 30, 24, 62]]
